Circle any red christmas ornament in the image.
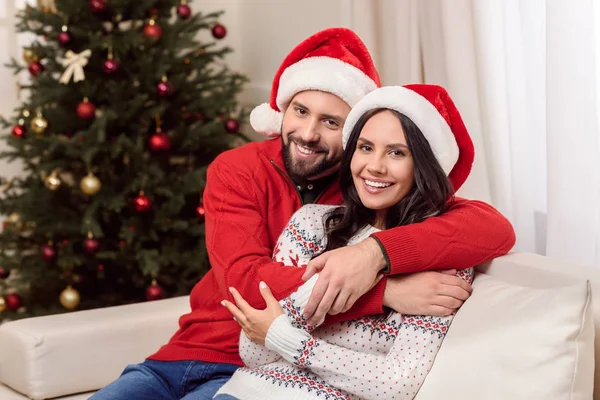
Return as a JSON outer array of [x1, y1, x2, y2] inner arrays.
[[224, 119, 240, 133], [58, 31, 71, 46], [134, 193, 152, 212], [143, 22, 163, 40], [0, 267, 10, 279], [196, 112, 204, 122], [196, 204, 206, 222], [11, 125, 26, 138], [28, 61, 44, 77], [5, 293, 22, 311], [83, 234, 100, 254], [149, 131, 171, 152], [146, 280, 165, 301], [157, 81, 173, 97], [89, 0, 107, 13], [77, 99, 96, 120], [102, 59, 120, 74], [40, 243, 56, 263], [177, 4, 191, 19], [212, 23, 227, 39]]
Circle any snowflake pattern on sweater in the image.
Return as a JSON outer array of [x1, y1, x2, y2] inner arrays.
[[216, 204, 474, 400]]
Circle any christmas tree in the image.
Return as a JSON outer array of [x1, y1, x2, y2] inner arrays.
[[0, 0, 247, 319]]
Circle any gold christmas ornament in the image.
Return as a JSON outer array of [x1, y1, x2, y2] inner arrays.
[[45, 171, 62, 191], [80, 172, 101, 195], [6, 212, 23, 231], [23, 49, 37, 64], [0, 296, 5, 312], [31, 110, 48, 136], [59, 285, 80, 310]]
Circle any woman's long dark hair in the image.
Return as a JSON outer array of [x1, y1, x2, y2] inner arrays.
[[324, 108, 455, 251]]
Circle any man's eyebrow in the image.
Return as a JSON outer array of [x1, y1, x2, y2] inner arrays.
[[290, 101, 308, 110], [290, 101, 344, 122]]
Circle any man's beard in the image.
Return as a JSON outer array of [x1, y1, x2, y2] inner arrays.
[[282, 136, 338, 182]]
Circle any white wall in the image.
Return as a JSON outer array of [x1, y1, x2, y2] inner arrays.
[[0, 1, 26, 180]]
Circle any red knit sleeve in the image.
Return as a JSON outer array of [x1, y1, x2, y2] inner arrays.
[[370, 197, 516, 275], [204, 158, 384, 320]]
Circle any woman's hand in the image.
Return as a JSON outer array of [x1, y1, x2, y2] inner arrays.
[[222, 281, 284, 346]]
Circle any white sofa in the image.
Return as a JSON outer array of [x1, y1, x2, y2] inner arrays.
[[0, 252, 597, 400]]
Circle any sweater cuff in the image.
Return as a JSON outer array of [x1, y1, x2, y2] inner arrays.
[[370, 235, 391, 274], [281, 274, 325, 330], [370, 229, 421, 275], [265, 314, 312, 367]]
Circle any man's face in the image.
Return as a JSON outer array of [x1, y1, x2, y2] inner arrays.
[[281, 91, 351, 182]]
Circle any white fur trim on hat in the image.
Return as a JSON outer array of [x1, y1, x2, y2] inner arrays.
[[277, 57, 378, 111], [342, 86, 459, 176], [250, 103, 284, 137]]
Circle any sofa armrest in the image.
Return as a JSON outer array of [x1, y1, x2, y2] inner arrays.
[[0, 296, 190, 400]]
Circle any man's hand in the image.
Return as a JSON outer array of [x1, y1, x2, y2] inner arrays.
[[383, 269, 472, 316], [301, 238, 386, 325]]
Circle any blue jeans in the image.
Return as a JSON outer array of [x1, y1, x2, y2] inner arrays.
[[90, 359, 239, 400]]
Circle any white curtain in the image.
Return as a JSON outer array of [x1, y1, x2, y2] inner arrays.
[[349, 0, 600, 268]]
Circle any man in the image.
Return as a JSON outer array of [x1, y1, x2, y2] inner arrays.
[[92, 28, 514, 400]]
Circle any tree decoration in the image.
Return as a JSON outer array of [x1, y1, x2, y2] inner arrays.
[[134, 191, 152, 212], [157, 76, 173, 97], [5, 293, 22, 311], [59, 49, 91, 84], [89, 0, 107, 14], [23, 48, 36, 64], [149, 115, 171, 151], [0, 267, 9, 279], [80, 172, 101, 195], [145, 279, 164, 301], [143, 17, 162, 40], [77, 97, 96, 119], [224, 118, 240, 133], [30, 109, 48, 136], [58, 25, 71, 46], [177, 1, 191, 19], [83, 232, 100, 254], [28, 61, 44, 77], [12, 122, 26, 139], [40, 242, 56, 263], [212, 23, 227, 39], [59, 285, 80, 310], [44, 171, 62, 191], [196, 203, 206, 222], [103, 44, 119, 75]]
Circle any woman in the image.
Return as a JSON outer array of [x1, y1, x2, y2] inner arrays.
[[216, 85, 475, 400]]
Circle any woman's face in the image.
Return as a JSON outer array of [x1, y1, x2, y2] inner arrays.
[[350, 110, 415, 226]]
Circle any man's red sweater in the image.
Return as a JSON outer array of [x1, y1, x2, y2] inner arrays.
[[149, 139, 515, 366]]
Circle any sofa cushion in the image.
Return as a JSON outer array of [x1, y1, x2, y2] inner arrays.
[[416, 273, 594, 400], [0, 296, 190, 400]]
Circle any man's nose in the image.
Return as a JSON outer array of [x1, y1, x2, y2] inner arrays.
[[298, 118, 320, 143]]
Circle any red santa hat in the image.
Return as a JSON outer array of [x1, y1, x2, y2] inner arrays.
[[342, 85, 474, 191], [250, 27, 381, 137]]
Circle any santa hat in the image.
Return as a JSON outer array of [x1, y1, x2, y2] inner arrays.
[[342, 85, 474, 191], [250, 27, 381, 137]]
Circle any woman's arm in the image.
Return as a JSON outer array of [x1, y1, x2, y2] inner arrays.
[[237, 274, 324, 367], [264, 268, 474, 399], [238, 205, 330, 367]]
